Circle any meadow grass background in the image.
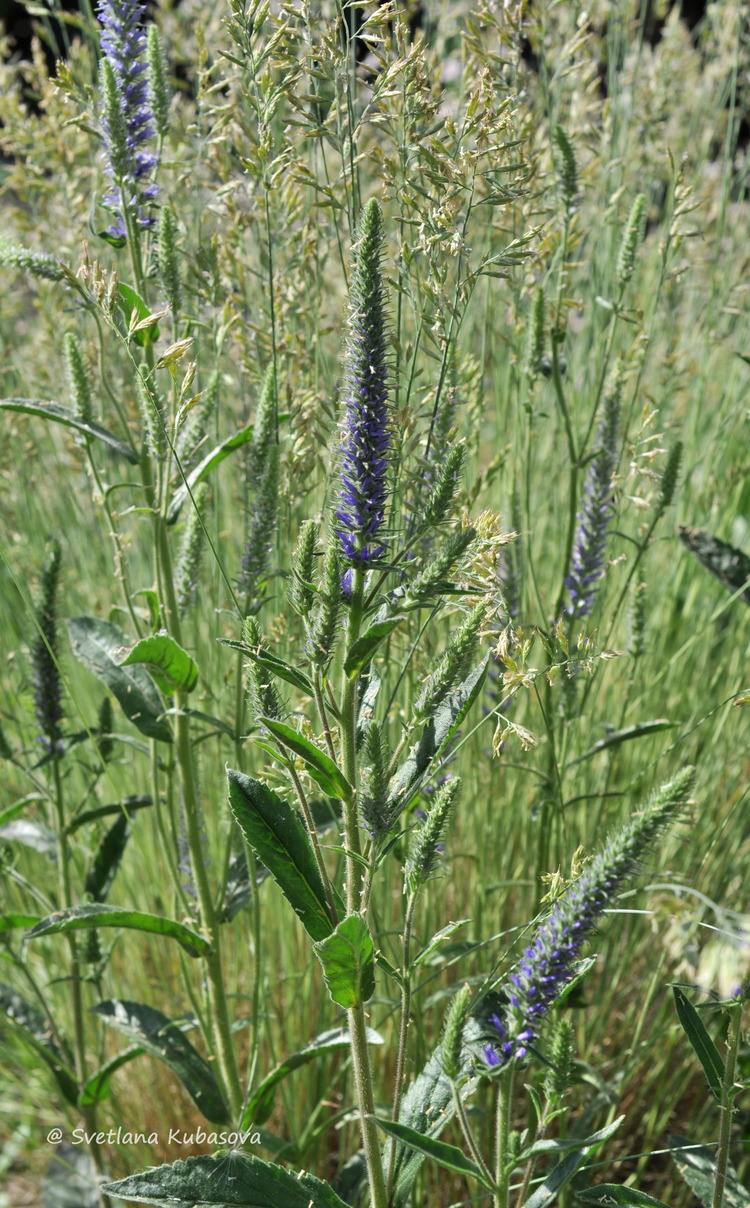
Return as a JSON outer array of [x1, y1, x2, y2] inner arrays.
[[1, 0, 750, 1204]]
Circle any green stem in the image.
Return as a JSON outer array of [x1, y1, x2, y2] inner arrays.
[[314, 668, 339, 764], [84, 441, 142, 637], [452, 1084, 495, 1191], [173, 690, 242, 1119], [339, 566, 387, 1208], [386, 892, 417, 1198], [51, 754, 85, 1085], [712, 1004, 742, 1208], [156, 513, 243, 1119], [494, 1066, 515, 1208], [286, 759, 339, 928], [348, 1002, 388, 1208], [340, 572, 366, 914], [52, 754, 109, 1205], [230, 643, 264, 1103]]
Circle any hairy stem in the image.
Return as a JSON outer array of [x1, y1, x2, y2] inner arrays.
[[712, 1003, 742, 1208]]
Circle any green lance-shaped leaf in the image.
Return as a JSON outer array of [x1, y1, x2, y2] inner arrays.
[[218, 637, 314, 696], [67, 795, 152, 835], [116, 281, 161, 346], [370, 1117, 493, 1189], [0, 982, 78, 1105], [119, 632, 199, 695], [314, 914, 375, 1009], [84, 811, 133, 902], [0, 913, 40, 931], [167, 423, 256, 524], [343, 615, 405, 678], [0, 399, 138, 462], [570, 720, 680, 765], [670, 1136, 750, 1208], [521, 1117, 625, 1208], [227, 769, 342, 941], [103, 1152, 351, 1207], [92, 1000, 230, 1124], [241, 1026, 384, 1130], [388, 1020, 481, 1207], [25, 903, 210, 958], [579, 1188, 671, 1208], [260, 718, 353, 799], [80, 1044, 144, 1108], [67, 617, 172, 743], [672, 986, 724, 1100], [413, 919, 471, 968]]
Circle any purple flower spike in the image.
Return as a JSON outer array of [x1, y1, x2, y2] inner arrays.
[[97, 0, 158, 238], [565, 373, 622, 618], [485, 768, 694, 1069], [334, 198, 391, 567]]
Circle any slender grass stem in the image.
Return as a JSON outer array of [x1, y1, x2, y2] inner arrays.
[[712, 1003, 742, 1208], [385, 891, 417, 1198]]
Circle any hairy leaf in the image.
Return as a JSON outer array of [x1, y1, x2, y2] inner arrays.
[[314, 915, 376, 1008], [84, 813, 132, 902], [79, 1044, 143, 1108], [103, 1152, 351, 1207], [93, 1000, 230, 1123], [0, 399, 138, 463], [260, 719, 352, 799], [227, 769, 341, 941], [371, 1116, 493, 1188], [219, 638, 314, 696], [241, 1026, 383, 1129], [168, 425, 255, 524], [26, 904, 209, 958], [67, 617, 172, 743], [343, 615, 404, 678], [672, 987, 723, 1100], [670, 1136, 750, 1208], [0, 982, 78, 1105], [119, 632, 199, 695]]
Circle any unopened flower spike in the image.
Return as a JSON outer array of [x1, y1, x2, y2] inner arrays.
[[359, 722, 390, 839], [64, 333, 95, 424], [484, 767, 694, 1069], [406, 778, 461, 894], [32, 541, 65, 754], [97, 0, 159, 238], [565, 366, 623, 618], [176, 483, 209, 616], [241, 444, 279, 604], [335, 198, 391, 569]]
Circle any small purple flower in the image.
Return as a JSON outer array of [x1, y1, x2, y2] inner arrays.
[[565, 375, 622, 618], [335, 198, 391, 567], [97, 0, 158, 238], [485, 768, 694, 1067]]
